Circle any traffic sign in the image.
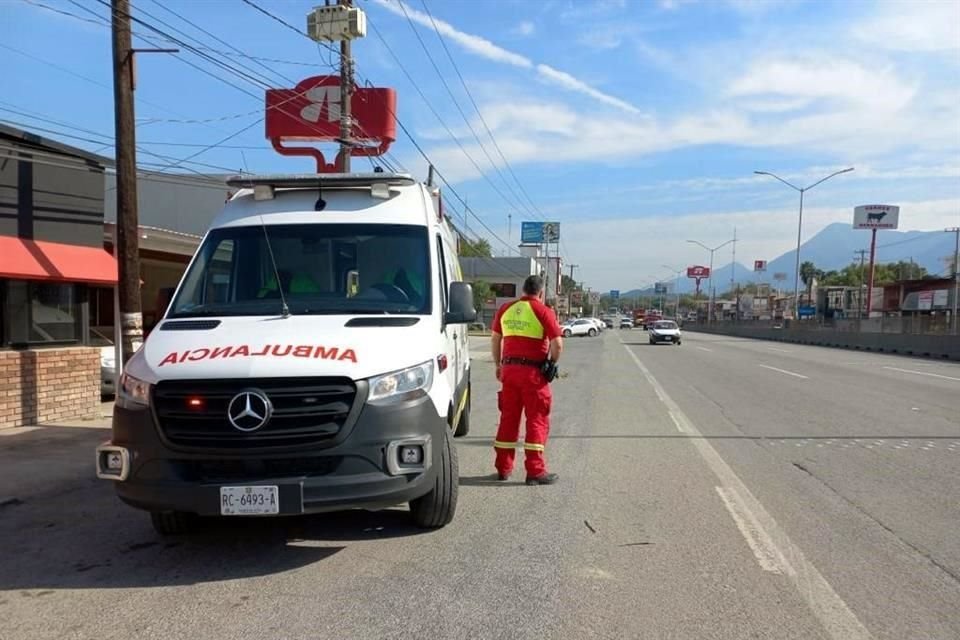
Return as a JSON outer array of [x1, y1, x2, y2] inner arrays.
[[754, 260, 767, 272], [610, 290, 620, 300], [798, 305, 816, 318], [588, 291, 600, 303], [654, 282, 668, 294]]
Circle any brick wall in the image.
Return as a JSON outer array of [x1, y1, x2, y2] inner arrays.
[[0, 347, 101, 429]]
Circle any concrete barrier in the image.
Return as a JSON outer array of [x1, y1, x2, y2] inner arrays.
[[686, 325, 960, 361]]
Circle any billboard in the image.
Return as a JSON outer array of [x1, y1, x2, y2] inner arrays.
[[773, 272, 787, 282], [853, 204, 899, 230], [687, 265, 710, 278], [570, 290, 583, 305], [754, 260, 767, 272], [520, 221, 560, 243], [610, 289, 620, 300], [654, 282, 668, 294]]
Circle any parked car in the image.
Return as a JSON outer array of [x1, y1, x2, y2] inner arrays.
[[619, 317, 634, 329], [603, 317, 615, 329], [100, 346, 116, 397], [591, 317, 606, 332], [648, 320, 682, 345], [563, 318, 598, 337]]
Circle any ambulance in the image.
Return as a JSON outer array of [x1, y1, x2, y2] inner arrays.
[[96, 173, 476, 534]]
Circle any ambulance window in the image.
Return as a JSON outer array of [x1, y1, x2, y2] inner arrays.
[[436, 236, 449, 311]]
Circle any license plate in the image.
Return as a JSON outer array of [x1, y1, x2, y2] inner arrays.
[[220, 485, 279, 515]]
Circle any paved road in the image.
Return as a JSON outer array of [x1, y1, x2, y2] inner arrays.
[[2, 330, 959, 639]]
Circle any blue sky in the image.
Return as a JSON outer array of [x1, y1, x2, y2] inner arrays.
[[4, 0, 959, 290]]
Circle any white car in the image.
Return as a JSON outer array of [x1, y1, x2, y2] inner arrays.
[[563, 318, 598, 337], [619, 317, 634, 329], [648, 320, 682, 345]]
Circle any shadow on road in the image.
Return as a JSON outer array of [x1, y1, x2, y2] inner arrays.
[[459, 473, 517, 487], [456, 435, 960, 445]]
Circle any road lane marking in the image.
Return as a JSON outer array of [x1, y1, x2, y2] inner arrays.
[[715, 487, 788, 574], [696, 346, 713, 352], [882, 367, 960, 382], [758, 364, 809, 379], [623, 345, 874, 640], [767, 347, 792, 353]]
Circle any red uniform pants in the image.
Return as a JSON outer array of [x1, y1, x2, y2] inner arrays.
[[494, 365, 552, 477]]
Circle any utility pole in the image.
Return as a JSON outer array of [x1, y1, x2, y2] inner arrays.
[[338, 0, 353, 172], [731, 226, 737, 321], [111, 0, 143, 365], [948, 227, 960, 335], [854, 248, 868, 326], [568, 264, 579, 291]]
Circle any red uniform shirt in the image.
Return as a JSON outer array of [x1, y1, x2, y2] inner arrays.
[[492, 296, 563, 360]]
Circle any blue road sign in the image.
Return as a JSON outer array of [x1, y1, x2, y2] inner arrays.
[[521, 221, 543, 244], [611, 290, 620, 300], [798, 305, 816, 318], [654, 283, 668, 294]]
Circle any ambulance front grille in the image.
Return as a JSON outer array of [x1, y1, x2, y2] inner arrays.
[[153, 378, 357, 449]]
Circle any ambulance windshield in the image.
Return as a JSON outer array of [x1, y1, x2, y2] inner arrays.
[[169, 223, 432, 317]]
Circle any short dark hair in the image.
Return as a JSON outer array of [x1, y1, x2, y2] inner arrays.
[[523, 275, 544, 296]]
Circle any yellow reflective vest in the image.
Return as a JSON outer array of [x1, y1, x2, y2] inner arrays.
[[500, 300, 545, 339]]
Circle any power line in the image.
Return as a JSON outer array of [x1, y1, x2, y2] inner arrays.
[[396, 0, 531, 219]]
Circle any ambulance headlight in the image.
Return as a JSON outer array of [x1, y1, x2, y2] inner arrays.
[[117, 372, 152, 410], [368, 361, 434, 403]]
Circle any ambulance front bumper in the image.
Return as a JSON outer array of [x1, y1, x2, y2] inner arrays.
[[100, 393, 447, 516]]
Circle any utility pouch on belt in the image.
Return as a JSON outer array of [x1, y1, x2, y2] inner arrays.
[[540, 359, 559, 383]]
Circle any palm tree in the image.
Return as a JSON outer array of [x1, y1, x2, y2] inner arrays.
[[799, 261, 818, 304]]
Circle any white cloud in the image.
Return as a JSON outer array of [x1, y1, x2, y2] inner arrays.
[[513, 21, 536, 37], [371, 0, 532, 68], [853, 1, 960, 53], [371, 0, 641, 114], [727, 57, 917, 111], [535, 65, 643, 114]]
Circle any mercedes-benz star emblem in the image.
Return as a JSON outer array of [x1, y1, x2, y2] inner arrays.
[[227, 390, 273, 432]]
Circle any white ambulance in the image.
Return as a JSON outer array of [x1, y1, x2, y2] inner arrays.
[[96, 173, 476, 533]]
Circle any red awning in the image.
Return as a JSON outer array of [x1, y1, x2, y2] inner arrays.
[[0, 236, 117, 285]]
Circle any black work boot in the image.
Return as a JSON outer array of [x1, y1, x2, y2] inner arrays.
[[525, 473, 559, 486], [496, 472, 511, 481]]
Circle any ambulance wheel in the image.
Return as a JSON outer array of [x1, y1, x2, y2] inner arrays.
[[150, 510, 196, 535], [410, 429, 459, 528]]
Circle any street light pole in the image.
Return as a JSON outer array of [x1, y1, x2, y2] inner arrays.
[[948, 226, 960, 335], [754, 167, 854, 321], [687, 238, 734, 324], [662, 265, 682, 319]]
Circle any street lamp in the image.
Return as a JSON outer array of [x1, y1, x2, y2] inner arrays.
[[662, 264, 682, 319], [686, 238, 735, 324], [754, 167, 854, 321]]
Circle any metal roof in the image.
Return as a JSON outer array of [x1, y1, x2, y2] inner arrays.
[[0, 123, 114, 167]]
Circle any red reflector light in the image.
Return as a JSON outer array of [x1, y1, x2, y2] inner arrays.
[[437, 355, 448, 372]]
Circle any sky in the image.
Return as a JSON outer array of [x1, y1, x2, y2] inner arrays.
[[3, 0, 959, 291]]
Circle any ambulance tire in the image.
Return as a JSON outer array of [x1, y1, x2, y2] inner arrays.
[[150, 510, 196, 535], [410, 429, 459, 528]]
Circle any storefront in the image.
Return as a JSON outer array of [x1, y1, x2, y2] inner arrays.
[[0, 124, 117, 428]]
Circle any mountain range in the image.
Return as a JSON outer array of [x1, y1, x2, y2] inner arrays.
[[620, 223, 957, 297]]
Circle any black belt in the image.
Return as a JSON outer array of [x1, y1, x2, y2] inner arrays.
[[501, 357, 544, 367]]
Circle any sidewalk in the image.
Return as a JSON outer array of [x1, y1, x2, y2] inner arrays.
[[0, 401, 114, 508]]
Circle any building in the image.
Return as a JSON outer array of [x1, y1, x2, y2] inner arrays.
[[459, 256, 539, 326], [0, 124, 117, 428]]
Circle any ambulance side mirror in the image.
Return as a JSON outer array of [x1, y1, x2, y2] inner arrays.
[[445, 282, 477, 325]]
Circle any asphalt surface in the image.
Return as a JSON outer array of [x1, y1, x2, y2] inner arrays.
[[1, 329, 959, 639]]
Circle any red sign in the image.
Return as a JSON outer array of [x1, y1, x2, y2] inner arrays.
[[265, 76, 397, 172], [687, 265, 710, 278], [754, 260, 767, 272]]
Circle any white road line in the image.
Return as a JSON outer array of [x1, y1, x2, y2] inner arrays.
[[623, 346, 874, 640], [696, 346, 713, 352], [715, 487, 786, 574], [882, 366, 960, 382], [767, 347, 792, 353], [758, 364, 809, 379]]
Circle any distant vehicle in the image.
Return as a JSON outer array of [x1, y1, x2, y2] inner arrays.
[[686, 311, 697, 322], [648, 320, 682, 345], [619, 317, 634, 329], [589, 317, 606, 332], [604, 317, 615, 329], [563, 318, 598, 337]]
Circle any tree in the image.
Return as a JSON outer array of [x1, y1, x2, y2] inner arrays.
[[460, 237, 492, 258], [471, 280, 491, 314]]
